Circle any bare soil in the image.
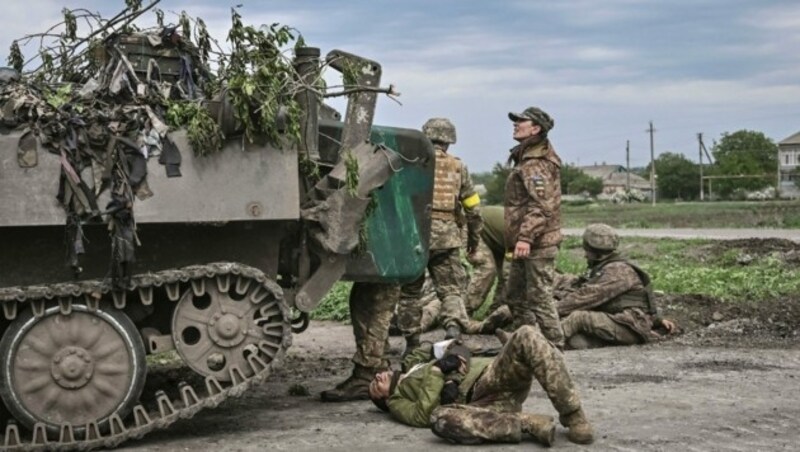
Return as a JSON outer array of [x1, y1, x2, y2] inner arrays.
[[123, 283, 800, 451]]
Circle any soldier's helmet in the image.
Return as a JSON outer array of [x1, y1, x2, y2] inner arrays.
[[582, 223, 619, 252], [422, 117, 457, 144], [508, 106, 555, 132]]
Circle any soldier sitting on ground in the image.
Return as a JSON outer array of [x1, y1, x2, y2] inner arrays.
[[368, 327, 595, 446], [556, 223, 677, 350]]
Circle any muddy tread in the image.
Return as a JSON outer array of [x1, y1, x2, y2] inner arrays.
[[0, 262, 292, 451]]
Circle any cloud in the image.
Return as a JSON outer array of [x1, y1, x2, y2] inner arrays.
[[572, 45, 632, 62]]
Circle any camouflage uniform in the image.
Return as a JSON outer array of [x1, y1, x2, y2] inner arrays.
[[398, 118, 482, 341], [465, 205, 510, 314], [386, 326, 592, 445], [503, 107, 564, 346], [557, 255, 662, 349], [415, 272, 511, 336], [321, 282, 398, 401]]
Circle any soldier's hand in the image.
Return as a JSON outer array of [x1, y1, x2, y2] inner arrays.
[[660, 319, 677, 334], [457, 355, 469, 375], [513, 241, 530, 259], [440, 381, 459, 405]]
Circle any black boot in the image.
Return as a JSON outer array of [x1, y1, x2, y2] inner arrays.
[[320, 365, 379, 402]]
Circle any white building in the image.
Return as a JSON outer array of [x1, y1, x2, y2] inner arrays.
[[778, 132, 800, 198]]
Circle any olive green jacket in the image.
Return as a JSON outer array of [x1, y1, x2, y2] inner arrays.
[[386, 343, 492, 428]]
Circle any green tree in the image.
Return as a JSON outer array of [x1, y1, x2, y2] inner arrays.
[[710, 130, 778, 197], [470, 171, 493, 188], [646, 152, 700, 200], [483, 163, 510, 205], [561, 165, 603, 196]]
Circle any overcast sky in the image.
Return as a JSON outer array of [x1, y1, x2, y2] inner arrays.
[[3, 0, 800, 172]]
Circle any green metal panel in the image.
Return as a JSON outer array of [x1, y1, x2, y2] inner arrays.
[[319, 121, 434, 283], [359, 126, 433, 281]]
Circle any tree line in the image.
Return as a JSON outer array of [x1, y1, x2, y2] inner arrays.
[[472, 129, 788, 203]]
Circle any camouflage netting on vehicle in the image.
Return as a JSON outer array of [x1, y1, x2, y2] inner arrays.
[[0, 0, 315, 287]]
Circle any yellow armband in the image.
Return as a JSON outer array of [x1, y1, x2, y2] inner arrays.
[[461, 193, 481, 209]]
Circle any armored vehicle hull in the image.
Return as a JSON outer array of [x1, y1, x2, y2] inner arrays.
[[0, 47, 434, 450]]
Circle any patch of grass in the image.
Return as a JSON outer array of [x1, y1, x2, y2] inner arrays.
[[561, 200, 800, 229], [309, 237, 798, 324], [588, 238, 800, 303], [310, 282, 352, 321]]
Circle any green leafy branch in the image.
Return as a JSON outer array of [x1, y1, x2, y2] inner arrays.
[[165, 101, 224, 156]]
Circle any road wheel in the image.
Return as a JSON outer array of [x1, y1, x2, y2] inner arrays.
[[0, 303, 146, 433]]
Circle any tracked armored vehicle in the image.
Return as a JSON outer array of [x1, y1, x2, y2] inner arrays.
[[0, 41, 434, 450]]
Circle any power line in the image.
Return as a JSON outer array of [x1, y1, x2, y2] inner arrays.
[[647, 121, 656, 206]]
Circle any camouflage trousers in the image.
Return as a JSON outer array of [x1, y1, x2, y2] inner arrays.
[[430, 325, 583, 443], [465, 239, 510, 315], [419, 299, 512, 335], [505, 257, 564, 347], [562, 310, 642, 350], [397, 248, 469, 335], [349, 282, 399, 369]]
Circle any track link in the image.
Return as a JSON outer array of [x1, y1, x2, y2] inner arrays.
[[0, 262, 292, 451]]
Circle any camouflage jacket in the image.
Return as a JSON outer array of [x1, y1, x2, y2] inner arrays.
[[387, 342, 491, 428], [504, 138, 562, 257], [555, 255, 661, 341], [430, 147, 482, 250]]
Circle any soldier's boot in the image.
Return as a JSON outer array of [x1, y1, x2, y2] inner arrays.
[[444, 324, 462, 341], [495, 328, 511, 345], [559, 408, 595, 444], [519, 414, 556, 447], [402, 333, 420, 358], [478, 306, 512, 334], [320, 365, 378, 402]]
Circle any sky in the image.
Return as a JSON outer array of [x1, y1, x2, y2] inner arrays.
[[2, 0, 800, 172]]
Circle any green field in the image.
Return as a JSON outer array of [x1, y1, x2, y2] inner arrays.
[[313, 236, 800, 321], [561, 200, 800, 228]]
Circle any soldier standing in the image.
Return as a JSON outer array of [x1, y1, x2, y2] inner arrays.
[[556, 224, 677, 349], [320, 282, 399, 401], [396, 118, 482, 352], [503, 106, 565, 347]]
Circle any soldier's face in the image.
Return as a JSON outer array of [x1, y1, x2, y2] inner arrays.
[[513, 119, 541, 141], [369, 370, 394, 399], [584, 247, 601, 263]]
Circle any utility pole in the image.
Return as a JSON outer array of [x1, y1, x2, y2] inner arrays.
[[698, 133, 704, 201], [648, 121, 656, 205], [698, 135, 712, 200], [626, 140, 631, 193]]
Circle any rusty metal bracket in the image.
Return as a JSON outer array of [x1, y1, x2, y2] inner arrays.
[[326, 50, 382, 153]]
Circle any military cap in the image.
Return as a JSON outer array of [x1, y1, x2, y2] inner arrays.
[[582, 223, 619, 252], [422, 117, 457, 144], [508, 106, 555, 132]]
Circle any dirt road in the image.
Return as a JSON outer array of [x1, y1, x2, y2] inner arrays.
[[563, 228, 800, 242], [125, 321, 799, 451]]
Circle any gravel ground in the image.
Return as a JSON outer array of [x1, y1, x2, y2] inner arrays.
[[124, 321, 800, 451]]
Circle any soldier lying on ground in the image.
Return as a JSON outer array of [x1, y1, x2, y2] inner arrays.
[[368, 326, 595, 446], [556, 223, 677, 350]]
